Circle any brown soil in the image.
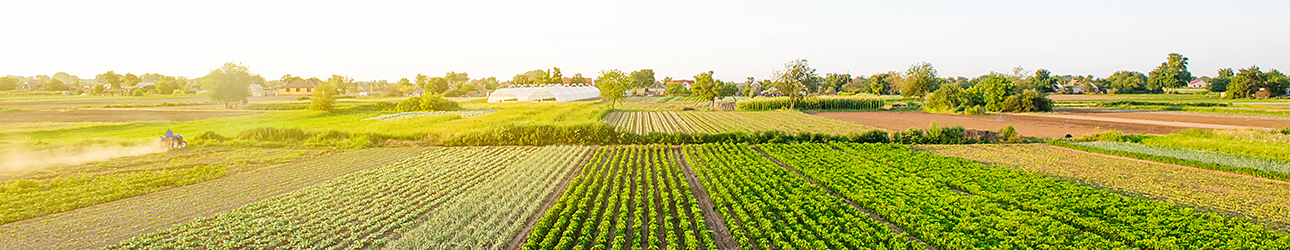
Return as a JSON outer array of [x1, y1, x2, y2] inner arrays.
[[0, 109, 262, 123], [1057, 110, 1290, 129], [674, 147, 739, 250], [815, 111, 1187, 137]]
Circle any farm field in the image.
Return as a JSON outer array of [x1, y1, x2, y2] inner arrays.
[[110, 146, 588, 249], [0, 148, 424, 249], [816, 111, 1190, 137], [924, 144, 1290, 232], [1073, 141, 1290, 174], [522, 145, 721, 250], [604, 111, 878, 135], [0, 109, 265, 123], [1142, 129, 1290, 161]]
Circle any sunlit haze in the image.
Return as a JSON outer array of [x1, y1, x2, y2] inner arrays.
[[3, 0, 1287, 80]]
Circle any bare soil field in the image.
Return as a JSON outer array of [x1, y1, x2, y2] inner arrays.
[[1059, 109, 1290, 128], [0, 109, 263, 123], [814, 111, 1186, 137]]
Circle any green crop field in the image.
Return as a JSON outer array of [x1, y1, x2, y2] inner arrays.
[[603, 111, 879, 135]]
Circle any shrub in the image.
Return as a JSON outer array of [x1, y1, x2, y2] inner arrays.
[[397, 97, 422, 112], [736, 97, 882, 111], [236, 127, 310, 142], [999, 126, 1020, 143], [1000, 89, 1053, 112], [131, 88, 145, 96], [193, 131, 229, 141]]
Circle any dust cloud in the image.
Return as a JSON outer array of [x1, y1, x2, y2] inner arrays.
[[0, 141, 166, 172]]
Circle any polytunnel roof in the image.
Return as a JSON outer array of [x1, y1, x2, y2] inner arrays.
[[488, 86, 600, 103]]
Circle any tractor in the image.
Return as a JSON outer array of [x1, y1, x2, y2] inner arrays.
[[161, 130, 187, 149]]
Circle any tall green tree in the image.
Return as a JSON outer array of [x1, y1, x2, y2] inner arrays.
[[691, 71, 720, 108], [822, 73, 850, 94], [569, 73, 588, 85], [596, 69, 631, 108], [1106, 71, 1148, 93], [309, 75, 344, 111], [123, 73, 141, 87], [869, 73, 892, 95], [157, 76, 185, 94], [630, 69, 656, 89], [1209, 68, 1234, 92], [200, 63, 258, 104], [1021, 69, 1057, 92], [772, 59, 819, 109], [97, 71, 123, 91], [546, 68, 562, 85], [424, 77, 450, 94], [969, 73, 1014, 112], [1266, 70, 1289, 97], [0, 77, 16, 91], [902, 62, 938, 100], [1225, 66, 1264, 99], [1147, 53, 1193, 93], [42, 78, 68, 91]]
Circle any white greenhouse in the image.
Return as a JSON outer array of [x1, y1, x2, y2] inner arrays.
[[487, 86, 601, 103]]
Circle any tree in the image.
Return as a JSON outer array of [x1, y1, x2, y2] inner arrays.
[[424, 77, 449, 94], [43, 78, 68, 91], [280, 74, 304, 88], [0, 77, 16, 91], [630, 69, 656, 89], [1209, 68, 1233, 93], [123, 73, 141, 87], [596, 69, 631, 108], [822, 73, 850, 94], [200, 62, 258, 104], [969, 73, 1014, 112], [902, 62, 938, 100], [1266, 70, 1289, 97], [772, 59, 819, 109], [690, 71, 721, 109], [309, 76, 340, 112], [665, 83, 689, 96], [1105, 71, 1148, 93], [511, 74, 536, 88], [1021, 69, 1057, 93], [98, 71, 124, 92], [1147, 53, 1193, 93], [869, 73, 892, 95], [397, 78, 416, 95], [719, 82, 738, 97], [1225, 66, 1264, 99], [157, 76, 185, 94], [570, 73, 587, 85], [546, 68, 562, 85]]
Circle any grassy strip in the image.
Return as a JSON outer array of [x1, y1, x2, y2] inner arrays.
[[1048, 140, 1290, 183]]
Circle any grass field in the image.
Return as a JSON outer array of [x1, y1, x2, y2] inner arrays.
[[1142, 129, 1290, 161], [924, 144, 1290, 232], [603, 111, 879, 135]]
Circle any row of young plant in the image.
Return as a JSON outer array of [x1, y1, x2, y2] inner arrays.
[[735, 97, 882, 111], [827, 142, 1290, 249], [106, 147, 565, 249], [1052, 141, 1290, 182], [440, 124, 892, 146], [683, 144, 922, 250], [0, 163, 225, 225], [760, 143, 1115, 249], [383, 146, 591, 249], [523, 145, 717, 250]]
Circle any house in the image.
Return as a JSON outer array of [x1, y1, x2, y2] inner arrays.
[[646, 81, 666, 96], [668, 80, 695, 90], [275, 79, 319, 96], [1187, 79, 1209, 88]]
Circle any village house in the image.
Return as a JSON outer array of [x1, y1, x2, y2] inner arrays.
[[275, 79, 319, 97], [1188, 79, 1209, 88]]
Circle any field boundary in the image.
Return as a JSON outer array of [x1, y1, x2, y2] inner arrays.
[[1048, 144, 1290, 185], [504, 146, 598, 250], [673, 147, 739, 250], [749, 145, 935, 250]]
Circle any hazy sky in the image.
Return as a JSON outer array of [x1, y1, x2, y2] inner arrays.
[[3, 0, 1287, 81]]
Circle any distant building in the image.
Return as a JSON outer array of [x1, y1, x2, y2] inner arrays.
[[668, 79, 695, 90], [1188, 79, 1209, 88], [275, 79, 319, 96], [250, 84, 275, 97]]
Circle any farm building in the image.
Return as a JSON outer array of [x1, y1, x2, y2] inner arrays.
[[487, 86, 600, 103], [276, 79, 319, 97], [1188, 79, 1209, 88]]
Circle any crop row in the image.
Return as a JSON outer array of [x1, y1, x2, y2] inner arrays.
[[684, 144, 921, 250], [0, 148, 423, 250], [602, 111, 875, 135], [760, 143, 1114, 249], [923, 144, 1290, 233], [106, 147, 580, 249], [0, 163, 225, 224], [524, 145, 717, 250], [1142, 129, 1290, 161], [826, 142, 1290, 249], [1075, 141, 1290, 174]]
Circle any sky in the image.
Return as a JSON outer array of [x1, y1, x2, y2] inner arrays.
[[2, 0, 1287, 82]]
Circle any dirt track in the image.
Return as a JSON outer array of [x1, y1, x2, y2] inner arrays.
[[0, 109, 263, 123], [815, 111, 1187, 137]]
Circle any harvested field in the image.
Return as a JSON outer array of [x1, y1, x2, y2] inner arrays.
[[604, 111, 878, 135], [923, 144, 1290, 232], [0, 109, 263, 123], [1058, 109, 1290, 128], [815, 111, 1187, 137], [0, 148, 425, 250]]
